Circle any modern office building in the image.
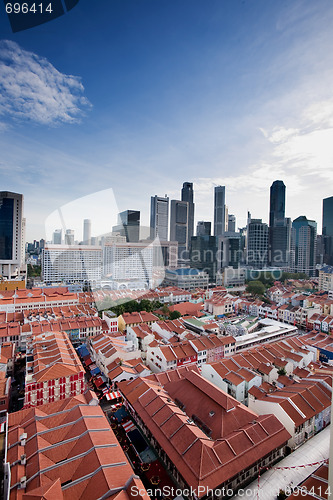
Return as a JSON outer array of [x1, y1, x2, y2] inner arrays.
[[112, 210, 140, 242], [269, 180, 285, 227], [291, 216, 317, 277], [219, 232, 242, 269], [52, 229, 62, 244], [150, 195, 169, 241], [42, 244, 102, 284], [64, 229, 75, 245], [291, 216, 317, 275], [170, 199, 189, 261], [214, 185, 228, 236], [190, 235, 218, 281], [268, 181, 291, 268], [181, 182, 195, 243], [247, 218, 269, 268], [228, 214, 236, 232], [196, 220, 211, 236], [83, 218, 92, 245], [0, 191, 26, 280], [269, 219, 291, 268], [323, 196, 333, 265], [152, 240, 178, 268], [163, 267, 209, 290]]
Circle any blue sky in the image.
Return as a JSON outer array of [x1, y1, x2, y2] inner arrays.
[[0, 0, 333, 240]]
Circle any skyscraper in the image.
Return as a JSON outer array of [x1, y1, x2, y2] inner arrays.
[[269, 180, 290, 268], [83, 219, 92, 245], [150, 195, 169, 241], [65, 229, 75, 245], [228, 214, 236, 232], [52, 229, 62, 244], [181, 182, 194, 244], [197, 221, 211, 237], [291, 216, 317, 277], [323, 196, 333, 265], [269, 180, 285, 227], [112, 210, 140, 242], [190, 235, 218, 281], [170, 200, 189, 261], [214, 186, 228, 237], [246, 217, 269, 268], [0, 191, 25, 279]]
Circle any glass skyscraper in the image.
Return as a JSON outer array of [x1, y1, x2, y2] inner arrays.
[[323, 196, 333, 265]]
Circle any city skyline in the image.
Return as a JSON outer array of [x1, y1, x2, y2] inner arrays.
[[0, 1, 333, 239]]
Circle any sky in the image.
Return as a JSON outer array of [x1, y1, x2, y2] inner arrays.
[[0, 0, 333, 241]]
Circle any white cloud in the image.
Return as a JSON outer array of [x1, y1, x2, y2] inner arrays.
[[0, 40, 91, 126]]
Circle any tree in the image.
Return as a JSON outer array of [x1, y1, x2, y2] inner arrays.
[[161, 304, 170, 316], [169, 310, 182, 320], [277, 367, 287, 376], [246, 280, 265, 297]]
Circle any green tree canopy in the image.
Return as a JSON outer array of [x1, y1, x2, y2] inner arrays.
[[246, 280, 265, 297]]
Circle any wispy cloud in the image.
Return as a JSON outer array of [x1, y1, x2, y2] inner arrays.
[[0, 40, 91, 126]]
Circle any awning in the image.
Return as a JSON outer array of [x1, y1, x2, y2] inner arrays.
[[77, 345, 89, 357], [90, 365, 101, 376], [94, 376, 105, 388], [84, 357, 92, 366], [122, 420, 135, 432], [105, 390, 121, 401]]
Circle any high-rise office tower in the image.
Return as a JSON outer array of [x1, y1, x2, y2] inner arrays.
[[228, 214, 236, 232], [83, 219, 92, 245], [0, 191, 25, 279], [269, 180, 291, 268], [269, 180, 285, 226], [52, 229, 62, 244], [190, 235, 218, 281], [323, 196, 333, 265], [214, 186, 228, 236], [170, 200, 189, 261], [181, 182, 194, 243], [112, 210, 140, 242], [291, 216, 317, 277], [65, 229, 75, 245], [197, 221, 211, 237], [150, 195, 169, 241], [246, 217, 269, 268]]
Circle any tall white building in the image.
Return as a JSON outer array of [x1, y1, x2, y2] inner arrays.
[[52, 229, 62, 244], [42, 244, 102, 284], [83, 219, 91, 245], [150, 195, 169, 241], [103, 242, 153, 288], [0, 191, 26, 280], [65, 229, 75, 245]]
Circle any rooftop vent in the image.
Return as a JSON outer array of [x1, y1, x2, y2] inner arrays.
[[209, 411, 215, 417]]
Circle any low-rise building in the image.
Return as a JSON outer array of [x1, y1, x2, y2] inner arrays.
[[24, 331, 86, 408], [248, 379, 331, 449], [119, 370, 290, 499], [4, 392, 150, 500]]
